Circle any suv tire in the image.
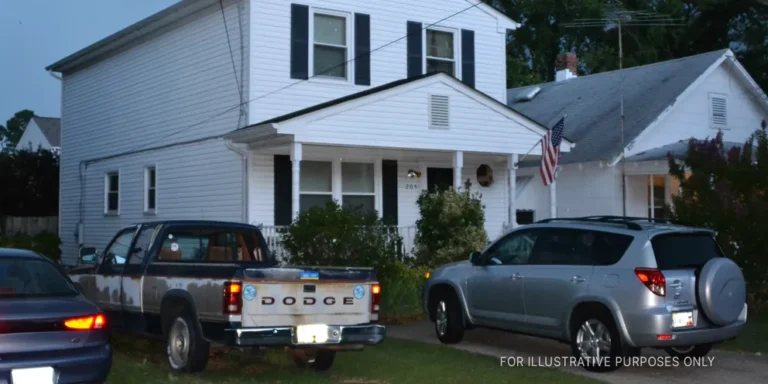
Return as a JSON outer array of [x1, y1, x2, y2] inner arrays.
[[569, 311, 626, 372], [433, 293, 464, 344], [665, 344, 712, 358], [165, 310, 210, 373]]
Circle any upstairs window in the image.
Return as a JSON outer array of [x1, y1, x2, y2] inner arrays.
[[105, 172, 120, 214], [425, 28, 456, 76], [313, 12, 349, 79], [145, 166, 157, 213]]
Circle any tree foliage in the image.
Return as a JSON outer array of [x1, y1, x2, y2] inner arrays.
[[668, 120, 768, 302], [491, 0, 768, 93], [0, 149, 60, 217], [0, 110, 34, 151]]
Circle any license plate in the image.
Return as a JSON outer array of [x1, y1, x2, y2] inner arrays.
[[672, 311, 694, 328], [296, 324, 329, 344], [11, 367, 55, 384]]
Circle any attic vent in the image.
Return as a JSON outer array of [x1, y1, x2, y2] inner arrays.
[[429, 95, 450, 129], [710, 95, 727, 127]]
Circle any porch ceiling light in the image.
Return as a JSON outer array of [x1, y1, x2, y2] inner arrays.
[[407, 169, 422, 179]]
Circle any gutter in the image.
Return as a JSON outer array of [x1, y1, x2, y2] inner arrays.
[[225, 139, 250, 224]]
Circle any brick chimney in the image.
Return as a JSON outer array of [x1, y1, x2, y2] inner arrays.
[[554, 52, 578, 82]]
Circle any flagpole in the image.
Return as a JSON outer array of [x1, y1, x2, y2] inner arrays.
[[514, 114, 567, 167]]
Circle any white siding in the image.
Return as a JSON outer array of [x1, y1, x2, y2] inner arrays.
[[249, 153, 275, 226], [248, 0, 507, 124], [628, 62, 768, 156], [15, 120, 52, 151], [295, 79, 543, 154], [59, 0, 250, 264]]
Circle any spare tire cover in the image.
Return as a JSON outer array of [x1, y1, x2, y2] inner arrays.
[[698, 257, 746, 326]]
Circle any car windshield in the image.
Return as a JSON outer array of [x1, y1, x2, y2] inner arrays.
[[0, 258, 78, 298], [651, 233, 724, 270]]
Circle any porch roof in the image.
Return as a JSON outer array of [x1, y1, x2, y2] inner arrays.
[[227, 72, 574, 147], [625, 139, 753, 162]]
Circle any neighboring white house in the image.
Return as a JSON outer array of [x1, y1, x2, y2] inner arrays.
[[46, 0, 574, 264], [508, 49, 768, 223], [15, 116, 61, 153]]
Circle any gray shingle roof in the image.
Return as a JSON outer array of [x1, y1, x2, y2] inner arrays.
[[32, 116, 61, 147], [625, 139, 752, 162], [508, 49, 729, 165]]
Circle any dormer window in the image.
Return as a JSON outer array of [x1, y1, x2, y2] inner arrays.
[[312, 11, 349, 80], [425, 28, 456, 76]]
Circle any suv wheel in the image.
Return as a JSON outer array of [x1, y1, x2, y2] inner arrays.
[[166, 311, 210, 373], [570, 313, 624, 372], [665, 344, 712, 358], [433, 294, 464, 344]]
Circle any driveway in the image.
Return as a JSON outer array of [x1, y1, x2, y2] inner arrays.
[[388, 321, 768, 384]]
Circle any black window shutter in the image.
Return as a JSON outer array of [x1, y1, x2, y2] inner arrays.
[[354, 13, 371, 86], [461, 29, 475, 87], [274, 155, 293, 225], [290, 4, 309, 80], [406, 21, 423, 78], [382, 160, 398, 225]]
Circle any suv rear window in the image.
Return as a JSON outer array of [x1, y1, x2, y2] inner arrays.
[[651, 233, 723, 270]]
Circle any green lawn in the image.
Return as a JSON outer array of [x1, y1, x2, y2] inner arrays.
[[719, 310, 767, 354], [106, 336, 596, 384]]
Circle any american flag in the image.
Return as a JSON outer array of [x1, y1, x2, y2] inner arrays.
[[540, 117, 565, 186]]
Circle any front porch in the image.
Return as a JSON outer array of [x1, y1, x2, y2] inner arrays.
[[223, 73, 574, 258]]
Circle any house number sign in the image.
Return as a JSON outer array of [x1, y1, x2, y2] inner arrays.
[[404, 183, 420, 190]]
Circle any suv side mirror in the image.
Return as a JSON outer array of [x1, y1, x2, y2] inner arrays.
[[78, 247, 99, 265], [469, 251, 482, 265]]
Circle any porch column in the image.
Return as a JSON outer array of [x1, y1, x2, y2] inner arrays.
[[290, 142, 302, 221], [550, 167, 558, 219], [507, 154, 518, 228], [649, 174, 654, 219], [453, 151, 463, 190]]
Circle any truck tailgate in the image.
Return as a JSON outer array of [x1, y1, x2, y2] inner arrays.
[[240, 267, 376, 328]]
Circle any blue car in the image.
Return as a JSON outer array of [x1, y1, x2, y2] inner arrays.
[[0, 248, 112, 384]]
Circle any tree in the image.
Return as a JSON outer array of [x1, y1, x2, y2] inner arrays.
[[0, 109, 35, 151], [0, 148, 59, 217], [668, 120, 768, 303]]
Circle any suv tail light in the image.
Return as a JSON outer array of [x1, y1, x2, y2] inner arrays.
[[65, 314, 106, 330], [635, 268, 666, 296], [371, 283, 381, 313], [224, 282, 242, 314]]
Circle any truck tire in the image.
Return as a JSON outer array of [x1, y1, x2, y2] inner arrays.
[[165, 310, 210, 373], [432, 293, 464, 344], [292, 349, 336, 372]]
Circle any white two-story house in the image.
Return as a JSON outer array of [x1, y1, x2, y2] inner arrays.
[[47, 0, 574, 264]]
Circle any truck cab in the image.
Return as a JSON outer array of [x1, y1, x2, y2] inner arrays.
[[68, 220, 385, 373]]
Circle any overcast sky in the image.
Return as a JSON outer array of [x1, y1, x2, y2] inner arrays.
[[0, 0, 179, 122]]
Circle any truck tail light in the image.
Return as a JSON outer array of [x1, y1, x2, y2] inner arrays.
[[64, 313, 106, 330], [371, 283, 381, 313], [635, 268, 666, 296], [224, 282, 242, 314]]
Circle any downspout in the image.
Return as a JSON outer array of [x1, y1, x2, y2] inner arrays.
[[225, 139, 249, 223]]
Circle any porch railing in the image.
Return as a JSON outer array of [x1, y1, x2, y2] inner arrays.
[[258, 225, 417, 263]]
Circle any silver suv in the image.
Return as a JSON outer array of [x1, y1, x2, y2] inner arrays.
[[422, 216, 747, 372]]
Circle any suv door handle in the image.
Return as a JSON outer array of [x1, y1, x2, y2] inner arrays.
[[509, 273, 523, 280], [570, 276, 586, 283]]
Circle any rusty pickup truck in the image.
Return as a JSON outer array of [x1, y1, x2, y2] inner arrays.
[[67, 220, 386, 373]]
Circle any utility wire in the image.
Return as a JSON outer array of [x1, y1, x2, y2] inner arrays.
[[219, 0, 245, 125], [84, 1, 486, 164]]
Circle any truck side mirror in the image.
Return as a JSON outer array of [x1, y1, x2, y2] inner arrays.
[[78, 247, 99, 265], [469, 251, 482, 265]]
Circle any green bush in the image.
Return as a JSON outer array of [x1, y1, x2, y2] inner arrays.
[[278, 201, 404, 281], [378, 262, 429, 323], [413, 188, 488, 268], [0, 232, 61, 263]]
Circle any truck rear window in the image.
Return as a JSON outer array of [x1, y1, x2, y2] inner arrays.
[[157, 227, 268, 263], [651, 233, 724, 270]]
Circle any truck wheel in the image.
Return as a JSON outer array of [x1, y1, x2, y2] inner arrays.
[[166, 311, 209, 373], [292, 349, 336, 372], [665, 344, 712, 358], [433, 294, 464, 344], [569, 311, 624, 372]]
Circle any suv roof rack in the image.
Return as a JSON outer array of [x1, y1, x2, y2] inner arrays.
[[534, 216, 678, 231]]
